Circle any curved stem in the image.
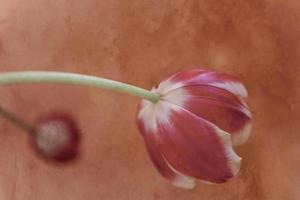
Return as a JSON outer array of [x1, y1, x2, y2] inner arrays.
[[0, 71, 160, 103]]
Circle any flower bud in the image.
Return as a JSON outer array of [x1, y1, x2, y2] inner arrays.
[[32, 113, 80, 162]]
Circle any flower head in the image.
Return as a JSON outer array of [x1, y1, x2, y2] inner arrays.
[[137, 69, 252, 189], [32, 113, 80, 162]]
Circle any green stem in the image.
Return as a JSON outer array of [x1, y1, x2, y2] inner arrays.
[[0, 106, 36, 134], [0, 71, 160, 103]]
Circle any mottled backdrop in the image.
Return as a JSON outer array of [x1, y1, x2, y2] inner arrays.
[[0, 0, 299, 199]]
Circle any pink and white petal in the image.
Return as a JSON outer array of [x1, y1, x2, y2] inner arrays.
[[165, 86, 252, 145], [157, 102, 241, 183], [186, 97, 252, 146], [137, 89, 191, 133], [168, 69, 210, 83], [156, 69, 209, 94], [137, 121, 195, 189], [230, 122, 252, 146], [159, 69, 248, 98], [195, 71, 248, 98]]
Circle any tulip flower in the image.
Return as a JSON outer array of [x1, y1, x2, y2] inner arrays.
[[0, 69, 251, 188], [137, 69, 251, 189]]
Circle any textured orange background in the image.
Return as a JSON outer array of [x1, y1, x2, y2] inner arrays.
[[0, 0, 300, 199]]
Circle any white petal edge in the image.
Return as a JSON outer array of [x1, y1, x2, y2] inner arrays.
[[231, 122, 252, 146], [210, 81, 248, 98], [162, 155, 196, 189], [214, 125, 242, 177]]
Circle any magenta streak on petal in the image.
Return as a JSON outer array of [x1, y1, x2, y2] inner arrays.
[[160, 85, 251, 145], [183, 85, 251, 133], [168, 69, 210, 83], [137, 116, 195, 189], [157, 102, 240, 183], [187, 98, 251, 138], [162, 69, 247, 98]]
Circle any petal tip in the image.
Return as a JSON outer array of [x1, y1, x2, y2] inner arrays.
[[199, 179, 217, 185], [172, 177, 196, 189], [212, 81, 248, 98], [229, 152, 242, 177], [163, 155, 196, 189], [231, 122, 252, 146], [214, 127, 242, 178]]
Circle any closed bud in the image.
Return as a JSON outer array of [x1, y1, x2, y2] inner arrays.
[[32, 113, 80, 162]]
